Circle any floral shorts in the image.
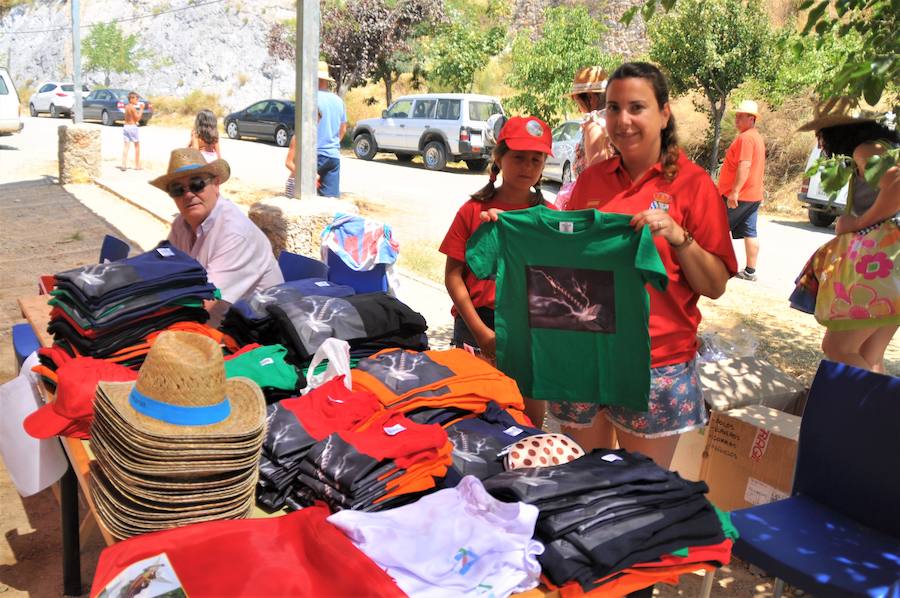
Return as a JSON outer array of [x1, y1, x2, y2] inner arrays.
[[547, 358, 707, 438]]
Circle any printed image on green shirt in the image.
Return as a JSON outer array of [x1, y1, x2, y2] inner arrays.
[[466, 205, 667, 410]]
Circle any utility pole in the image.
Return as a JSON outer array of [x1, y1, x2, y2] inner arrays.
[[71, 0, 83, 123], [294, 0, 319, 198]]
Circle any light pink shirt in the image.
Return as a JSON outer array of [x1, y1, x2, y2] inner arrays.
[[167, 197, 284, 305]]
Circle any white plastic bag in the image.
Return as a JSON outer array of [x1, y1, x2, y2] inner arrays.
[[302, 338, 353, 394], [0, 352, 68, 496]]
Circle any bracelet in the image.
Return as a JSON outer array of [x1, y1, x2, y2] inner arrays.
[[669, 230, 694, 250]]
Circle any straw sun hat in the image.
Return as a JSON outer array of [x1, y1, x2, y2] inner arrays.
[[569, 66, 609, 97], [149, 148, 231, 192], [97, 331, 265, 439], [797, 96, 880, 132], [88, 331, 266, 538]]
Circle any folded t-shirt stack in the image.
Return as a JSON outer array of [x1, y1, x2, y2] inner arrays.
[[483, 449, 726, 591], [266, 293, 429, 364], [220, 278, 356, 349], [329, 475, 544, 598], [223, 343, 303, 403], [351, 348, 530, 420], [293, 409, 453, 512], [257, 376, 384, 510], [46, 242, 219, 368]]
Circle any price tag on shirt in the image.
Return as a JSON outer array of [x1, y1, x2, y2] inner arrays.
[[383, 424, 407, 436], [503, 426, 524, 437], [559, 221, 574, 233], [314, 281, 331, 287], [157, 247, 175, 257], [259, 357, 274, 366], [601, 453, 623, 462]]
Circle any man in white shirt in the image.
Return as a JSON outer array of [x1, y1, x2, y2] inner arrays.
[[150, 148, 284, 323]]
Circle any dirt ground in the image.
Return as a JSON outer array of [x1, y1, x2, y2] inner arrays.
[[0, 163, 875, 596]]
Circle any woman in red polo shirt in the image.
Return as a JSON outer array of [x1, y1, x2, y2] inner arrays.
[[551, 62, 737, 468]]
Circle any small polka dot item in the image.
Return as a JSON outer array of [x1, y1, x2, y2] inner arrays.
[[504, 433, 585, 471]]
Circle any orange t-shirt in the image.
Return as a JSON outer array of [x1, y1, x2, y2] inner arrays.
[[717, 127, 765, 201]]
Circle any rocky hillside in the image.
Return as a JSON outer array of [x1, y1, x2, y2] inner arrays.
[[0, 0, 645, 112], [1, 0, 298, 111]]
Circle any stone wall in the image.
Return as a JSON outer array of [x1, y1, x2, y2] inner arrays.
[[58, 124, 100, 184]]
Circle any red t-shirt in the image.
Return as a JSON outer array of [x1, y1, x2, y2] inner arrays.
[[440, 197, 553, 315], [568, 152, 737, 366], [717, 127, 765, 201]]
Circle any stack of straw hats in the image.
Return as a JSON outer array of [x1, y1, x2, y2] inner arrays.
[[89, 331, 266, 539]]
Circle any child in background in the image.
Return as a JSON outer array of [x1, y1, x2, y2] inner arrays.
[[440, 115, 554, 359], [189, 109, 221, 163], [121, 91, 143, 170], [284, 110, 321, 197]]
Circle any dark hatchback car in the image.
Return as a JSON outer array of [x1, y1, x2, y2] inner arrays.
[[224, 99, 295, 147], [82, 89, 153, 126]]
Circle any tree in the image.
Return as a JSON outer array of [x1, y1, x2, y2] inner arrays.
[[505, 6, 612, 125], [82, 23, 140, 87], [264, 22, 294, 97], [425, 7, 505, 93], [319, 0, 443, 98], [649, 0, 770, 172]]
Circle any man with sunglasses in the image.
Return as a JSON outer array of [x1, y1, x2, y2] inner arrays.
[[151, 148, 283, 324]]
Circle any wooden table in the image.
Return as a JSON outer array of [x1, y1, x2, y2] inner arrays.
[[19, 295, 711, 598]]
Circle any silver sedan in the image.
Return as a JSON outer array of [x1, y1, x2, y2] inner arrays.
[[542, 120, 582, 184]]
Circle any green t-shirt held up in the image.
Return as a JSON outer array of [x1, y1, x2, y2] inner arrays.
[[466, 206, 667, 410]]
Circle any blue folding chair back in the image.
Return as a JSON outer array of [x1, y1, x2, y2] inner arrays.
[[278, 251, 329, 281], [732, 360, 900, 598], [99, 234, 130, 263], [325, 249, 389, 294], [12, 323, 40, 369]]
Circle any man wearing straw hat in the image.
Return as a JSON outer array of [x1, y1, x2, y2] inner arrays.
[[317, 61, 347, 198], [718, 99, 766, 281], [152, 148, 283, 323]]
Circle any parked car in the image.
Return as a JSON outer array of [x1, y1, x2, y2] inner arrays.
[[0, 67, 24, 135], [351, 93, 504, 171], [81, 89, 153, 126], [29, 81, 90, 118], [543, 119, 582, 184], [224, 99, 294, 147], [798, 144, 848, 228]]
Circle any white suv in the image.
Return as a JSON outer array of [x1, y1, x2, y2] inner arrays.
[[29, 81, 90, 118], [0, 67, 23, 135], [351, 93, 504, 171]]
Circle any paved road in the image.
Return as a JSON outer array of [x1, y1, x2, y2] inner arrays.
[[5, 114, 836, 295]]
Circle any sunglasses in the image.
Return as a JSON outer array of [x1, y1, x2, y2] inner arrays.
[[167, 176, 213, 199]]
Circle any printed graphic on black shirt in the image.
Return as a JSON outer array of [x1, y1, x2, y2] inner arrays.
[[358, 350, 455, 395], [526, 265, 615, 333]]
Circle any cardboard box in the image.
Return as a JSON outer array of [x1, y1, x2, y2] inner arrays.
[[700, 405, 801, 512], [699, 356, 806, 413]]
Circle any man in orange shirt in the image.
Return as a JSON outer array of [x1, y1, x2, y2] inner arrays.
[[718, 99, 765, 281]]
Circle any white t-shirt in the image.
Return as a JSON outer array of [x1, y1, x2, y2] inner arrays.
[[328, 476, 544, 598]]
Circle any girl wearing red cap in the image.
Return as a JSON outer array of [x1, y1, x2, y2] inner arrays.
[[439, 116, 553, 373]]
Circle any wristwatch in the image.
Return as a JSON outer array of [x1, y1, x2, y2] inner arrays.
[[670, 229, 694, 250]]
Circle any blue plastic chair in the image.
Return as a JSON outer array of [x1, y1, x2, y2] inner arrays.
[[99, 234, 130, 263], [278, 251, 329, 281], [730, 360, 900, 598], [12, 323, 41, 369], [325, 249, 389, 294]]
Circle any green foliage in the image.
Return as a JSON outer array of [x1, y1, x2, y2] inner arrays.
[[806, 145, 900, 201], [82, 22, 141, 87], [320, 0, 443, 97], [649, 0, 770, 171], [425, 5, 505, 93], [505, 6, 613, 125], [798, 0, 898, 108], [741, 27, 864, 109]]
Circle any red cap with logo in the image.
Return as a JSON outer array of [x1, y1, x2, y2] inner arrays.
[[24, 357, 138, 440], [498, 116, 554, 155]]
